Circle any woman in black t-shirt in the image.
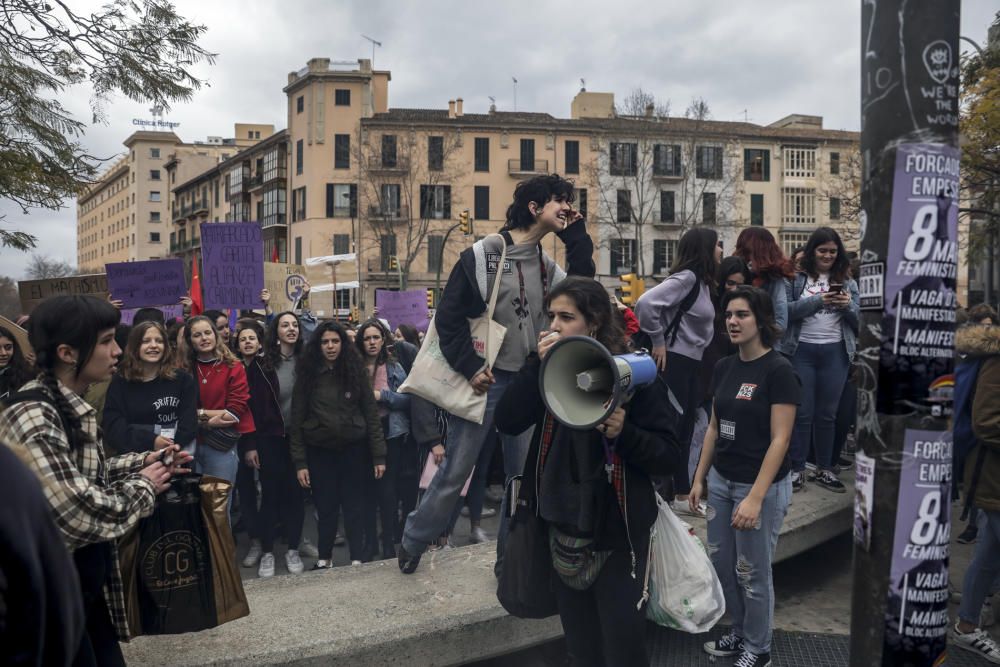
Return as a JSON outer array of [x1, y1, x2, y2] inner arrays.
[[689, 286, 798, 667]]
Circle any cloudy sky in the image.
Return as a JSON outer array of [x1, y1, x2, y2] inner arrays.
[[1, 0, 995, 280]]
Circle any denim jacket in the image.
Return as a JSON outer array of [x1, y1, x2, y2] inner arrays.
[[379, 361, 411, 440], [782, 272, 860, 360]]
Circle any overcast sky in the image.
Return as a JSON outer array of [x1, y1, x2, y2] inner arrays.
[[1, 0, 995, 280]]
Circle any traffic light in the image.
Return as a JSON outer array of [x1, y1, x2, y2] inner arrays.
[[426, 289, 435, 308], [350, 306, 360, 323], [459, 209, 471, 235], [619, 273, 646, 306], [388, 256, 399, 271]]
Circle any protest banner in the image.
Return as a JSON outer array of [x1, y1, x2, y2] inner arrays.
[[375, 289, 429, 331], [263, 263, 307, 313], [120, 304, 184, 325], [199, 223, 264, 310], [106, 259, 187, 308], [18, 274, 109, 314]]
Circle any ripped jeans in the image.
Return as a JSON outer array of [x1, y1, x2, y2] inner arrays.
[[706, 467, 792, 655]]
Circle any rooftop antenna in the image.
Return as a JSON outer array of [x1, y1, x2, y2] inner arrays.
[[580, 77, 586, 92], [488, 95, 496, 113], [361, 34, 382, 67], [741, 109, 749, 122], [512, 76, 518, 111]]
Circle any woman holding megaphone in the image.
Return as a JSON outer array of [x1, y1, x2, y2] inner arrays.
[[496, 276, 682, 667]]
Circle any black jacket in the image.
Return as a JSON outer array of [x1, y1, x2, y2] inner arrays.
[[393, 341, 442, 449]]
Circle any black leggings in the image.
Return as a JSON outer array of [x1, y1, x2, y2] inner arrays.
[[235, 453, 260, 539], [665, 352, 702, 496], [553, 548, 650, 667], [257, 434, 305, 552], [308, 444, 368, 561], [364, 435, 404, 557]]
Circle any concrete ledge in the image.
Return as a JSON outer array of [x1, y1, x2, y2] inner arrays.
[[123, 473, 853, 666]]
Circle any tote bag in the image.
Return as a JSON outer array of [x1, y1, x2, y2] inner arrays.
[[400, 235, 508, 424]]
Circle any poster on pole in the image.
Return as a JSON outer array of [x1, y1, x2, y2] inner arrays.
[[375, 289, 429, 331], [106, 259, 187, 308], [853, 452, 875, 551], [263, 263, 306, 313], [18, 274, 109, 314], [880, 143, 959, 411], [199, 223, 264, 310], [882, 429, 951, 665]]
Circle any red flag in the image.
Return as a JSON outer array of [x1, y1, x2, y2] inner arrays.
[[271, 244, 280, 263], [189, 252, 204, 316]]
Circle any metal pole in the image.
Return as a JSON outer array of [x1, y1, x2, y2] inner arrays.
[[850, 2, 960, 665]]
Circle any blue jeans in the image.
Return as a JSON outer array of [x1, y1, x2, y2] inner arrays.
[[402, 369, 533, 558], [959, 509, 1000, 626], [195, 443, 239, 515], [707, 468, 792, 655], [790, 341, 850, 471]]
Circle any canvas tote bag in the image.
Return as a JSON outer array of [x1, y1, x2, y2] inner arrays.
[[399, 234, 507, 424]]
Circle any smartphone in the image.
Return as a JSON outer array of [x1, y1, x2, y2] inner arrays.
[[829, 283, 845, 294]]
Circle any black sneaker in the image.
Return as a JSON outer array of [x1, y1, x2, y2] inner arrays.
[[813, 470, 846, 493], [791, 471, 804, 493], [734, 650, 772, 667], [957, 524, 978, 544], [838, 455, 854, 467], [397, 544, 421, 574], [703, 631, 744, 657]]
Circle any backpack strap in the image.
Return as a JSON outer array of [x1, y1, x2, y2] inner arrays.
[[3, 388, 78, 451], [662, 279, 702, 347]]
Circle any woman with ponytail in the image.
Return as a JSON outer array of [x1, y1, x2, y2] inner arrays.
[[0, 296, 190, 666]]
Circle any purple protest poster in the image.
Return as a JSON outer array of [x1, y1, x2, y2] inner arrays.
[[199, 223, 264, 310], [106, 259, 187, 308], [882, 429, 951, 665], [375, 289, 429, 331], [120, 304, 184, 325]]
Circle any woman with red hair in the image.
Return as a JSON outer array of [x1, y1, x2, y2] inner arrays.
[[733, 228, 793, 337]]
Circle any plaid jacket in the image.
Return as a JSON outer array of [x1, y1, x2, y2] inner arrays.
[[0, 379, 156, 640]]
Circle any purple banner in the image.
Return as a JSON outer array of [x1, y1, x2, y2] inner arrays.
[[375, 289, 429, 332], [882, 429, 951, 665], [106, 259, 187, 308], [120, 304, 184, 326], [200, 223, 264, 310]]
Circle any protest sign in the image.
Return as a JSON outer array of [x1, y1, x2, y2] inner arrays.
[[200, 223, 264, 310], [0, 315, 33, 359], [106, 259, 187, 308], [18, 274, 109, 314], [375, 289, 429, 331], [120, 304, 184, 325], [263, 263, 307, 313]]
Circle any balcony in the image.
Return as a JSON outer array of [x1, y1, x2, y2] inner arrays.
[[508, 159, 549, 178], [247, 173, 264, 192], [191, 199, 209, 216], [367, 155, 410, 174], [261, 213, 287, 230], [367, 205, 409, 222], [652, 167, 684, 182]]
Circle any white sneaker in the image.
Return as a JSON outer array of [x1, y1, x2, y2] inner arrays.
[[470, 527, 489, 544], [952, 621, 1000, 663], [298, 537, 319, 558], [351, 560, 362, 566], [671, 499, 706, 518], [285, 549, 304, 575], [257, 552, 275, 578], [311, 559, 330, 571], [241, 540, 262, 567], [460, 506, 497, 518]]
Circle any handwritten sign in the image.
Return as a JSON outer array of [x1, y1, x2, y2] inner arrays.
[[106, 259, 187, 308], [375, 289, 429, 331], [263, 263, 306, 313], [18, 274, 109, 314], [200, 222, 264, 310], [119, 304, 185, 325]]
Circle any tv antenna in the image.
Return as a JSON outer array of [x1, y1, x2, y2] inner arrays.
[[580, 77, 586, 91], [361, 34, 382, 66], [512, 76, 518, 111]]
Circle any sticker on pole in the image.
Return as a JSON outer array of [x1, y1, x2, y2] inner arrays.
[[858, 262, 885, 311]]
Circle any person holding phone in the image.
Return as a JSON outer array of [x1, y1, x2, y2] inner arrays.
[[782, 227, 859, 493]]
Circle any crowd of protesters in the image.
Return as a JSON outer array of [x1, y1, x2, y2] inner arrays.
[[1, 172, 998, 665]]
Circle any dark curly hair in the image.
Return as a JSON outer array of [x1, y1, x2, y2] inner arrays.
[[356, 319, 395, 368], [721, 286, 783, 348], [296, 321, 366, 396], [266, 311, 304, 367], [503, 174, 576, 231], [0, 325, 35, 393], [544, 277, 626, 354]]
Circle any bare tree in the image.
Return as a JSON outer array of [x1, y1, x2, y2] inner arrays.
[[0, 276, 20, 319], [818, 149, 864, 244], [25, 254, 76, 280]]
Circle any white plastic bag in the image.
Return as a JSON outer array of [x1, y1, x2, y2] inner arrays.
[[644, 493, 725, 633]]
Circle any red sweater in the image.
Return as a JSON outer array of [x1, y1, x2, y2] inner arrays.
[[194, 359, 255, 434]]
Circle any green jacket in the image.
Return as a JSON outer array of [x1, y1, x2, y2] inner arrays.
[[289, 366, 386, 471], [959, 324, 1000, 513]]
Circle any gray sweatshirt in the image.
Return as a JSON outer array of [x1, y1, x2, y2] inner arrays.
[[634, 269, 715, 360], [274, 356, 296, 432]]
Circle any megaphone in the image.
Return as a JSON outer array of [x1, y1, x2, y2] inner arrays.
[[539, 335, 658, 430]]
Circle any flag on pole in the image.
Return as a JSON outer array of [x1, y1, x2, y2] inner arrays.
[[189, 252, 204, 316], [271, 244, 280, 263]]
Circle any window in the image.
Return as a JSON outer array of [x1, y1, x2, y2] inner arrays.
[[653, 239, 679, 275], [743, 149, 770, 181], [474, 137, 490, 172], [610, 239, 636, 275], [420, 184, 451, 219], [830, 197, 841, 220], [335, 89, 351, 106], [660, 191, 675, 223], [263, 186, 286, 227], [610, 142, 638, 176], [380, 234, 397, 271], [330, 184, 357, 217], [427, 235, 444, 273], [149, 169, 161, 181], [696, 146, 723, 179], [783, 146, 817, 178], [830, 152, 841, 175], [381, 135, 398, 168], [782, 187, 816, 225], [296, 139, 303, 175], [214, 179, 220, 207], [702, 192, 717, 224], [150, 212, 161, 222], [150, 148, 160, 159], [565, 140, 580, 174], [334, 134, 350, 169], [474, 186, 490, 221], [653, 145, 682, 177], [296, 95, 304, 114], [333, 234, 350, 255], [751, 194, 764, 226], [263, 146, 285, 182], [428, 136, 444, 171], [576, 188, 588, 218], [292, 186, 307, 222], [150, 232, 161, 243], [781, 232, 812, 257], [520, 138, 535, 171], [294, 237, 302, 265], [617, 189, 631, 223], [149, 191, 161, 202], [380, 184, 401, 215]]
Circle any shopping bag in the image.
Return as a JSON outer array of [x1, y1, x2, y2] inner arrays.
[[645, 493, 725, 633], [419, 452, 474, 497], [400, 235, 507, 424], [198, 476, 250, 626], [496, 476, 558, 619]]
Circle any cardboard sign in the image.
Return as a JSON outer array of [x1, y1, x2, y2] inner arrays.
[[263, 263, 307, 313], [18, 274, 109, 314], [106, 259, 187, 308], [375, 289, 430, 331], [199, 223, 264, 310], [0, 315, 33, 359]]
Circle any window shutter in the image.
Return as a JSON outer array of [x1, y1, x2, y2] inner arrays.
[[744, 149, 751, 181], [325, 184, 334, 218], [443, 186, 452, 219], [763, 150, 771, 181], [420, 185, 429, 218], [350, 185, 358, 217]]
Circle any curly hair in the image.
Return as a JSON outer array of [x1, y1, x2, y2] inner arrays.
[[721, 286, 783, 349], [0, 325, 35, 391], [544, 277, 626, 354], [734, 227, 794, 284], [296, 321, 366, 395], [183, 315, 238, 371], [503, 174, 576, 231], [119, 321, 177, 382], [266, 311, 304, 367]]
